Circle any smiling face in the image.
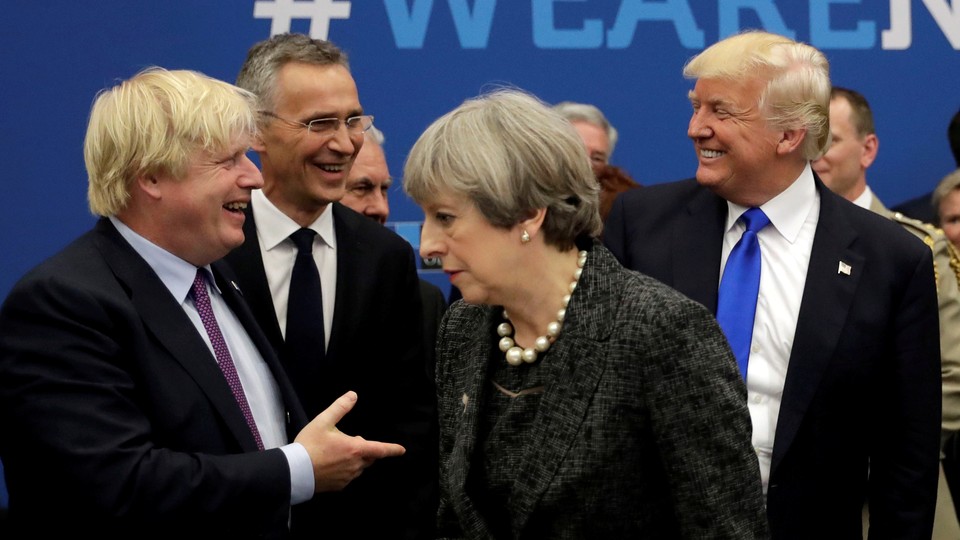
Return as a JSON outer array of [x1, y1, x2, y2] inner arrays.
[[687, 77, 788, 205], [148, 140, 263, 266], [255, 62, 363, 225], [340, 136, 391, 225], [418, 190, 519, 305]]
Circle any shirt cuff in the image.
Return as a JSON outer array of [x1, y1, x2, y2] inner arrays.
[[280, 442, 314, 504]]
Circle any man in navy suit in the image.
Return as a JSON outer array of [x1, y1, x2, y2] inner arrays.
[[226, 34, 437, 539], [0, 67, 404, 538], [604, 31, 941, 538]]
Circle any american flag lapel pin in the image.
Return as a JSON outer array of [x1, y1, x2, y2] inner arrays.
[[838, 261, 852, 276]]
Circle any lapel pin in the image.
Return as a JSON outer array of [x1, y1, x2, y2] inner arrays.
[[838, 261, 852, 276], [462, 393, 470, 414], [231, 280, 243, 294]]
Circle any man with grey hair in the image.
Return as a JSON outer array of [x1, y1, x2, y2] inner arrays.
[[0, 67, 405, 538], [553, 101, 618, 176], [225, 33, 437, 539], [605, 31, 941, 538]]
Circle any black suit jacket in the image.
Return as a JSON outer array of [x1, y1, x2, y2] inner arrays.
[[419, 278, 448, 381], [224, 202, 438, 539], [0, 218, 307, 539], [604, 177, 942, 539]]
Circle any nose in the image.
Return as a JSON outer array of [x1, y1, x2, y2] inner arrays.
[[367, 190, 390, 225], [328, 122, 360, 155], [419, 217, 444, 260], [239, 154, 264, 189], [687, 109, 712, 140]]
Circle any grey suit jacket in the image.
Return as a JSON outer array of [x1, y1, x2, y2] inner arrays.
[[435, 243, 769, 539]]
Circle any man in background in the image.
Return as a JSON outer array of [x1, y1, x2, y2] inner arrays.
[[226, 34, 436, 539], [552, 101, 639, 223], [813, 85, 960, 538]]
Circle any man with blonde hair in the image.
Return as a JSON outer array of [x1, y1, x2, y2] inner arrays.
[[0, 67, 404, 538], [605, 31, 941, 538]]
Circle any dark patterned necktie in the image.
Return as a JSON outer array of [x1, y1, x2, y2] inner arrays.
[[190, 269, 264, 450]]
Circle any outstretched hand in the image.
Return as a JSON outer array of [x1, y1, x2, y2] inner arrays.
[[294, 390, 406, 492]]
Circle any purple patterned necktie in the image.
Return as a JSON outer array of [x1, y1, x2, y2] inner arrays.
[[190, 269, 265, 450]]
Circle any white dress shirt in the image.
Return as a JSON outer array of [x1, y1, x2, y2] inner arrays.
[[250, 188, 336, 350], [719, 164, 821, 494]]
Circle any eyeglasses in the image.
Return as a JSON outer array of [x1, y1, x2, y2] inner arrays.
[[260, 111, 375, 135]]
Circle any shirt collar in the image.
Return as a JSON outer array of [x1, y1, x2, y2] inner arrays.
[[851, 185, 874, 209], [724, 162, 818, 244], [108, 216, 215, 303], [251, 189, 336, 251]]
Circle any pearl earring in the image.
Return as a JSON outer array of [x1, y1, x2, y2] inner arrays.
[[520, 230, 531, 243]]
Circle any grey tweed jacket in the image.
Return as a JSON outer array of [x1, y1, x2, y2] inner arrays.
[[435, 242, 769, 539]]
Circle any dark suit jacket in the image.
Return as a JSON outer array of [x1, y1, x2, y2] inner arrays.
[[0, 218, 307, 539], [435, 243, 769, 539], [419, 278, 448, 381], [604, 177, 942, 539], [224, 202, 438, 540]]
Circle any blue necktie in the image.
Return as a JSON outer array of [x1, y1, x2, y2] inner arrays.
[[717, 207, 770, 379]]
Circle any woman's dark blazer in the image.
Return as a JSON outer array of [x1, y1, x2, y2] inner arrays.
[[434, 243, 769, 539]]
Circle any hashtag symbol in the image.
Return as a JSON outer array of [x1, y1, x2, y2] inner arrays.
[[253, 0, 352, 40]]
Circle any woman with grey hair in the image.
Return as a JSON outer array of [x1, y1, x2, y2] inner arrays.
[[404, 88, 768, 539]]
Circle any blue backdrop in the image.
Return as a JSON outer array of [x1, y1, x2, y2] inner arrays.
[[1, 0, 959, 508]]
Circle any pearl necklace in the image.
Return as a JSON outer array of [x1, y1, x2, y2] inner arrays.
[[497, 250, 588, 366]]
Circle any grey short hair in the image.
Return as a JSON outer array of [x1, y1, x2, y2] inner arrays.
[[404, 88, 602, 250], [236, 33, 348, 113], [552, 101, 618, 158], [683, 30, 831, 160], [366, 124, 385, 145]]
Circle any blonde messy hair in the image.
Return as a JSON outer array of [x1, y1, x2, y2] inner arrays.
[[684, 30, 831, 160], [84, 67, 258, 216]]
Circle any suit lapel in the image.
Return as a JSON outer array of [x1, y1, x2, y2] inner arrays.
[[771, 183, 863, 471], [444, 309, 497, 538], [673, 188, 728, 312], [327, 204, 368, 360], [213, 261, 308, 435], [509, 243, 612, 532], [225, 206, 284, 353], [93, 219, 262, 451]]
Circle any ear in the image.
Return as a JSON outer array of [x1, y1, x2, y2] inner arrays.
[[518, 208, 547, 239], [135, 173, 164, 201], [860, 133, 879, 169], [776, 128, 807, 156], [251, 132, 267, 153]]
